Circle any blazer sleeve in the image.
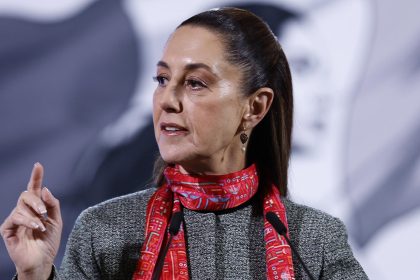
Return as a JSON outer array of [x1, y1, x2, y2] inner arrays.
[[320, 216, 369, 280], [57, 209, 101, 279]]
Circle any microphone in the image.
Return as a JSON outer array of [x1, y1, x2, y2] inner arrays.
[[168, 211, 183, 235], [266, 212, 316, 280], [152, 212, 184, 280]]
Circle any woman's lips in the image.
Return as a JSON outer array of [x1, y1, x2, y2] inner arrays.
[[160, 122, 188, 136]]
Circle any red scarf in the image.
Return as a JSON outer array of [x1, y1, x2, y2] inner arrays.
[[132, 164, 295, 279]]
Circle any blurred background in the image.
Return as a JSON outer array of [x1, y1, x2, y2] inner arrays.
[[1, 0, 419, 278]]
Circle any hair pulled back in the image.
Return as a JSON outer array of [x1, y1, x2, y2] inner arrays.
[[153, 7, 293, 197]]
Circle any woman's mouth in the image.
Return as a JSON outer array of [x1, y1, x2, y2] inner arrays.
[[160, 122, 188, 136]]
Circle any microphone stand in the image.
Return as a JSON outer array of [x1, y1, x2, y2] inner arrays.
[[266, 212, 316, 280], [151, 212, 184, 280]]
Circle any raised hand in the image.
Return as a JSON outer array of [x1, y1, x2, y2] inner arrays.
[[0, 163, 62, 280]]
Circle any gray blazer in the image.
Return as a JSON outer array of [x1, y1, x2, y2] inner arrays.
[[45, 187, 368, 279]]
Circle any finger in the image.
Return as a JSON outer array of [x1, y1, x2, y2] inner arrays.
[[41, 187, 61, 223], [20, 191, 47, 216], [14, 206, 47, 232], [2, 210, 46, 234], [27, 162, 44, 196], [14, 212, 47, 232]]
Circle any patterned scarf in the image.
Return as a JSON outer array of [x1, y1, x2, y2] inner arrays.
[[132, 164, 295, 279]]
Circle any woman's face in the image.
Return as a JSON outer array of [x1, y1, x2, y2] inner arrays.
[[153, 25, 248, 175]]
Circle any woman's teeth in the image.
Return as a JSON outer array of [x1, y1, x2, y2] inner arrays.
[[165, 127, 180, 131]]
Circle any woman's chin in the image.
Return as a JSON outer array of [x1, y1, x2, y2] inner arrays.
[[159, 151, 187, 165]]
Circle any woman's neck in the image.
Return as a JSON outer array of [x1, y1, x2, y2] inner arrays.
[[177, 154, 247, 176]]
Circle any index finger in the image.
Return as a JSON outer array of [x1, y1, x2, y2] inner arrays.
[[27, 162, 44, 196]]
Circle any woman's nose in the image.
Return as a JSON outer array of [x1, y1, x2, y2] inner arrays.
[[158, 85, 182, 113]]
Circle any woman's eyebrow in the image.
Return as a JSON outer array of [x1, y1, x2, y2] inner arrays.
[[157, 61, 219, 77], [184, 62, 212, 72], [185, 63, 220, 79], [157, 60, 170, 69]]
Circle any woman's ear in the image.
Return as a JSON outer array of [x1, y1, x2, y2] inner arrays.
[[243, 87, 274, 128]]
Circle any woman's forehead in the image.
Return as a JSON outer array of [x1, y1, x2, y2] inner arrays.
[[161, 26, 224, 65], [158, 26, 239, 79]]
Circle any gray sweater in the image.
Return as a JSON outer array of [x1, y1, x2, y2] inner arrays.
[[49, 187, 368, 279]]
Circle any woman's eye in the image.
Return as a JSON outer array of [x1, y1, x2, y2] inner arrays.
[[153, 75, 168, 87], [185, 79, 207, 90]]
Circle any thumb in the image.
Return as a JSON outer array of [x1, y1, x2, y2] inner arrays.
[[41, 187, 61, 222]]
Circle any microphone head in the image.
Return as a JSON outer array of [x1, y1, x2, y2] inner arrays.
[[169, 212, 183, 235], [266, 211, 287, 235]]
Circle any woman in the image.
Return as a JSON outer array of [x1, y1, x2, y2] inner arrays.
[[1, 8, 368, 280]]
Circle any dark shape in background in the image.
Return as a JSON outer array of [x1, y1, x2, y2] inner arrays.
[[72, 119, 158, 204], [0, 1, 159, 277], [228, 3, 298, 37]]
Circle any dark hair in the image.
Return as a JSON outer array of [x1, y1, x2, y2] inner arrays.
[[153, 7, 293, 197]]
